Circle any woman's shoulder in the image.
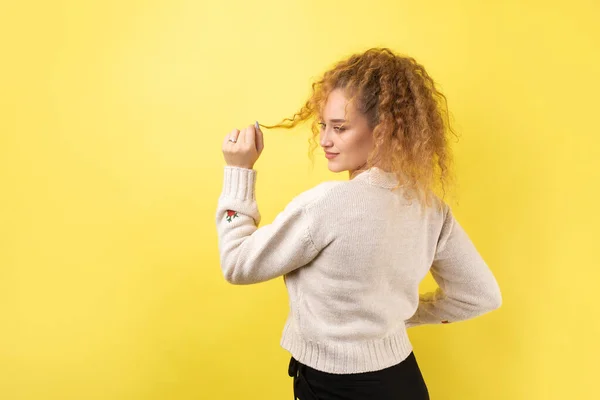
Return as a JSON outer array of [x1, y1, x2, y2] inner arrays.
[[289, 180, 347, 209]]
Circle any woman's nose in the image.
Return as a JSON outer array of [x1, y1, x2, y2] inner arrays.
[[320, 130, 332, 147]]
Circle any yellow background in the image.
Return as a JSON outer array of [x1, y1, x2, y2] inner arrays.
[[1, 1, 598, 399]]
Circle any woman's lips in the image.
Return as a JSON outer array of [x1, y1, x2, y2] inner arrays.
[[325, 152, 339, 159]]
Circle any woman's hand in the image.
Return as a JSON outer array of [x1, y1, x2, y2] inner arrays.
[[222, 122, 264, 170]]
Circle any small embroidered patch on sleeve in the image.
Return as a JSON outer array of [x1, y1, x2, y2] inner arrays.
[[225, 210, 239, 223], [441, 320, 449, 324]]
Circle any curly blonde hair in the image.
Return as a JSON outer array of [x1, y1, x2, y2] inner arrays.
[[261, 47, 458, 209]]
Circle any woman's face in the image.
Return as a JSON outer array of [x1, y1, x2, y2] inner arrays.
[[319, 88, 375, 178]]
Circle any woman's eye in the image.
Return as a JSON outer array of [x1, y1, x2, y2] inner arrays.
[[318, 122, 345, 132]]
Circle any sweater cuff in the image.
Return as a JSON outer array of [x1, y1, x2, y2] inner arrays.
[[221, 166, 257, 201]]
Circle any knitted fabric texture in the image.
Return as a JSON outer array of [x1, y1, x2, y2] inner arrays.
[[215, 166, 502, 374]]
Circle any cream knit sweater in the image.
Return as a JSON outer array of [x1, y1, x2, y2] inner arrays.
[[215, 166, 502, 374]]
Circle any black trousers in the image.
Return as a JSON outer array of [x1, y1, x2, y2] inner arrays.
[[288, 352, 430, 400]]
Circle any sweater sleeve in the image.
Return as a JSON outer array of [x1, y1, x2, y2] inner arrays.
[[405, 206, 502, 328], [215, 166, 321, 285]]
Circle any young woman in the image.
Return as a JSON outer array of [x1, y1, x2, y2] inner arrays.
[[216, 47, 502, 400]]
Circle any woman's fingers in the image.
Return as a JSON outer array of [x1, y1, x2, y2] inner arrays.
[[245, 124, 255, 148], [221, 123, 262, 169], [255, 122, 264, 154], [223, 129, 240, 147]]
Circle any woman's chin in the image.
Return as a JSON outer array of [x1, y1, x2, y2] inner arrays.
[[327, 162, 346, 173]]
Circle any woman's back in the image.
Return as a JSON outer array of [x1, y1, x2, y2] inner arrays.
[[285, 168, 441, 340]]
